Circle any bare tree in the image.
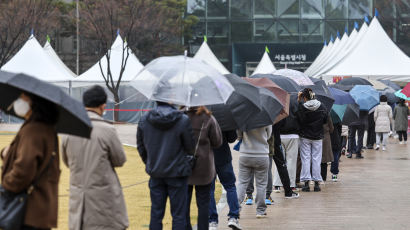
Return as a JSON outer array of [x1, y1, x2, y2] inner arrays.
[[80, 0, 196, 121], [0, 0, 60, 66]]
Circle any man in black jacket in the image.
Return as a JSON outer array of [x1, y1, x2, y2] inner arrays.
[[347, 110, 368, 159], [137, 101, 195, 230]]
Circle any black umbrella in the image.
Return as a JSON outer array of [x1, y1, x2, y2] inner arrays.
[[341, 104, 360, 126], [380, 87, 399, 104], [241, 87, 283, 131], [0, 71, 92, 138], [337, 77, 373, 86], [207, 74, 262, 131], [250, 74, 301, 93], [379, 80, 401, 91], [329, 83, 353, 92], [308, 78, 334, 112]]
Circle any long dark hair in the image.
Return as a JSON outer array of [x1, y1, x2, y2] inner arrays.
[[28, 93, 59, 125]]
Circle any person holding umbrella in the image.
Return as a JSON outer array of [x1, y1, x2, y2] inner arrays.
[[296, 88, 328, 192], [1, 92, 60, 230], [374, 95, 393, 151], [61, 86, 129, 230], [394, 99, 409, 144], [185, 106, 223, 230]]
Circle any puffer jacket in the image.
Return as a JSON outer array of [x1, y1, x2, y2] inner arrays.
[[374, 102, 393, 133], [296, 99, 328, 140]]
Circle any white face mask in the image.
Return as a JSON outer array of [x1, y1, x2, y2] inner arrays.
[[13, 98, 31, 118]]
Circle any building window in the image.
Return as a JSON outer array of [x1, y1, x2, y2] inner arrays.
[[231, 0, 252, 19], [208, 0, 228, 18], [278, 19, 299, 41], [278, 0, 299, 18], [348, 0, 372, 19], [231, 21, 253, 42], [254, 0, 276, 18], [325, 0, 348, 19], [187, 0, 205, 18], [301, 0, 324, 19], [254, 21, 277, 42]]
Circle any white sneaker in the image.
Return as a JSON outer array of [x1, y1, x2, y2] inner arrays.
[[382, 146, 386, 151], [209, 221, 218, 230], [375, 145, 380, 150], [227, 218, 242, 230], [400, 141, 403, 144], [256, 213, 267, 219]]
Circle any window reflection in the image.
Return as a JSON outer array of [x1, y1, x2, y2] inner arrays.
[[254, 0, 276, 18], [208, 0, 228, 18], [187, 0, 205, 18]]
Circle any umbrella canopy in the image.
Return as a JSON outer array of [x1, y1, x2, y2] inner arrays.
[[328, 87, 355, 105], [243, 77, 290, 123], [380, 87, 399, 104], [349, 85, 380, 111], [250, 74, 301, 93], [394, 89, 410, 100], [379, 80, 401, 91], [130, 55, 234, 107], [337, 77, 373, 86], [0, 71, 92, 138], [308, 79, 334, 112], [332, 103, 360, 125], [401, 83, 410, 98], [329, 83, 354, 92], [368, 79, 388, 90], [274, 69, 314, 86], [207, 74, 262, 131], [241, 87, 283, 131]]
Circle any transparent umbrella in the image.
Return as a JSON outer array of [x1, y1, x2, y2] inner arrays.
[[274, 69, 314, 86], [130, 55, 234, 107]]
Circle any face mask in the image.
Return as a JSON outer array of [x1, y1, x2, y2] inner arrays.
[[13, 98, 31, 118]]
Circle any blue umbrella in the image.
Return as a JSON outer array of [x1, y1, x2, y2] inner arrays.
[[329, 87, 355, 105], [349, 85, 380, 111], [379, 80, 401, 91]]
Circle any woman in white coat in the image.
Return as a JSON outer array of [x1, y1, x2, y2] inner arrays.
[[374, 95, 393, 151]]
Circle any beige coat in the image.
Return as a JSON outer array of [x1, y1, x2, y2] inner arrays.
[[61, 111, 128, 230], [1, 120, 60, 229], [374, 102, 393, 133]]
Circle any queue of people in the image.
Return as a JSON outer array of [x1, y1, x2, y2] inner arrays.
[[1, 85, 408, 230]]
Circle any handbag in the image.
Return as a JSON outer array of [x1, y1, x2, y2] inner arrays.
[[186, 122, 205, 169], [0, 152, 55, 230]]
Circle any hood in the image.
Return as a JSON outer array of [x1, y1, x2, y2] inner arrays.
[[147, 104, 183, 130], [303, 99, 321, 111]]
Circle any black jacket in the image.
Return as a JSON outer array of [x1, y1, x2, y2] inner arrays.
[[296, 99, 328, 140], [280, 95, 300, 135], [213, 130, 237, 167], [137, 104, 195, 178]]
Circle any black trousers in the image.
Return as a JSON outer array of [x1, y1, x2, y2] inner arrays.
[[186, 183, 211, 230], [397, 131, 408, 141], [321, 163, 328, 181], [348, 125, 365, 154]]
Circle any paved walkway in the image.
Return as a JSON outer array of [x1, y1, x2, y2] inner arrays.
[[217, 137, 410, 230]]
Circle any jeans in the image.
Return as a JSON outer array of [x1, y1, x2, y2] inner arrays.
[[186, 184, 212, 230], [209, 162, 240, 223], [149, 177, 188, 230], [273, 138, 299, 188], [397, 131, 408, 141], [300, 138, 323, 182], [331, 148, 341, 175], [246, 156, 272, 197], [348, 125, 365, 154], [237, 156, 269, 215], [376, 132, 388, 146]]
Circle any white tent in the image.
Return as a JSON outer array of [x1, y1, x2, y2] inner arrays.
[[1, 35, 73, 85], [43, 40, 77, 78], [322, 17, 410, 82], [305, 40, 334, 76], [74, 35, 144, 85], [309, 37, 340, 75], [251, 51, 276, 75], [194, 41, 230, 74]]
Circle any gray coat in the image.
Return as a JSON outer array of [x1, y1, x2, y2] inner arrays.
[[322, 116, 334, 163], [394, 104, 409, 131], [61, 111, 128, 230], [374, 102, 393, 133]]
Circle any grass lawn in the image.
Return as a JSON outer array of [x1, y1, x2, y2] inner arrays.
[[0, 133, 222, 229]]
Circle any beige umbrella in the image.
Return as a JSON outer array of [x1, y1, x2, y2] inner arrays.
[[368, 79, 388, 90]]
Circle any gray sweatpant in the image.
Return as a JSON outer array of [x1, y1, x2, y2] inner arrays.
[[273, 137, 299, 187], [300, 138, 323, 182], [237, 155, 269, 215]]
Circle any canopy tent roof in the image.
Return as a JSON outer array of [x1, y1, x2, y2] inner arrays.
[[322, 17, 410, 82], [1, 35, 73, 83], [43, 41, 77, 78], [308, 37, 341, 75], [74, 35, 144, 84], [194, 41, 230, 75], [251, 51, 276, 75]]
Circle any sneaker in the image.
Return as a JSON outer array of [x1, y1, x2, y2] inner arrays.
[[382, 146, 386, 151], [273, 186, 281, 193], [314, 181, 321, 192], [375, 145, 380, 150], [302, 181, 310, 192], [227, 218, 242, 230], [400, 141, 403, 144], [346, 153, 352, 158], [285, 191, 300, 199], [209, 221, 218, 230], [341, 147, 346, 155], [332, 174, 338, 182], [291, 187, 300, 192], [256, 213, 267, 219], [367, 145, 374, 149], [265, 196, 274, 205], [245, 195, 253, 205]]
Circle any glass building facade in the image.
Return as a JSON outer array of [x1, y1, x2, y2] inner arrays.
[[185, 0, 410, 76]]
